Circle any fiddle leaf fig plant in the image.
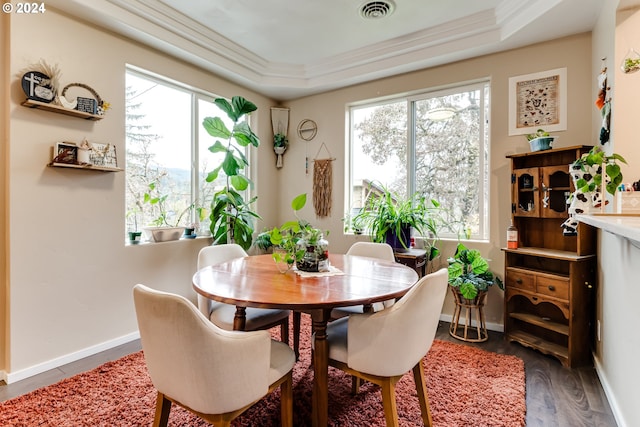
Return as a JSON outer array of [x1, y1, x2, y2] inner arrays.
[[203, 96, 261, 250]]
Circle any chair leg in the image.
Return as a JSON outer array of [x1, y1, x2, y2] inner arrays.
[[380, 378, 399, 427], [351, 376, 361, 395], [280, 371, 294, 427], [281, 316, 290, 346], [153, 392, 172, 427], [412, 362, 433, 427], [293, 311, 301, 360]]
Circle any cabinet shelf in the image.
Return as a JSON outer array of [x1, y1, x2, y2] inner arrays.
[[503, 246, 595, 261], [48, 162, 122, 172], [22, 99, 103, 121], [507, 330, 569, 362], [509, 312, 569, 335]]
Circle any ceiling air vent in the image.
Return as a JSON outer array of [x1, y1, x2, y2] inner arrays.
[[359, 0, 395, 20]]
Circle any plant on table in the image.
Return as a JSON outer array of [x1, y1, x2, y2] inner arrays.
[[267, 193, 328, 272], [202, 96, 261, 250]]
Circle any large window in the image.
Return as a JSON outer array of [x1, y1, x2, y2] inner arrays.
[[124, 67, 237, 238], [348, 81, 490, 240]]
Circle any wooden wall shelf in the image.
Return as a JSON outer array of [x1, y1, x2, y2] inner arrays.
[[48, 162, 122, 172], [22, 99, 103, 121]]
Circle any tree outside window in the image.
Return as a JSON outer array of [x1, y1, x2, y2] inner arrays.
[[349, 81, 490, 240]]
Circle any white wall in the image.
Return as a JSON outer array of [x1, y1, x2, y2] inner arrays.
[[5, 9, 279, 380], [588, 4, 640, 427]]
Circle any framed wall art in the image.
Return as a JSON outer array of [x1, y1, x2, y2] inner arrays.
[[53, 142, 78, 164], [508, 67, 567, 136]]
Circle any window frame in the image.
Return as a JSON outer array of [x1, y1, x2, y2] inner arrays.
[[124, 65, 252, 239], [346, 79, 491, 241]]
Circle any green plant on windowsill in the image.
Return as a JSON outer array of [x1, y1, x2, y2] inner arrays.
[[447, 243, 503, 300]]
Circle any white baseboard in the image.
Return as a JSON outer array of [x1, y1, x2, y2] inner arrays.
[[439, 313, 504, 333], [5, 332, 140, 384], [593, 354, 627, 427]]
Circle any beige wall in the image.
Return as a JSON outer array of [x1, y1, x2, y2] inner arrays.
[[282, 33, 595, 327], [3, 8, 280, 380], [1, 12, 10, 374]]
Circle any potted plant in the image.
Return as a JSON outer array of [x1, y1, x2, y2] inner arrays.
[[525, 128, 556, 152], [447, 243, 503, 342], [126, 208, 142, 244], [267, 193, 329, 273], [273, 133, 288, 168], [349, 183, 442, 258], [447, 243, 503, 301], [203, 96, 261, 250]]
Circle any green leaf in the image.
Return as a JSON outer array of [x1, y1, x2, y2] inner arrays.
[[213, 98, 236, 121], [205, 165, 221, 183], [291, 193, 307, 211], [232, 96, 257, 117], [230, 174, 249, 191], [208, 140, 228, 154], [459, 282, 478, 299], [222, 151, 241, 176], [203, 117, 231, 139]]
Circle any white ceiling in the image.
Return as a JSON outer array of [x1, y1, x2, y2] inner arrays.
[[47, 0, 606, 101]]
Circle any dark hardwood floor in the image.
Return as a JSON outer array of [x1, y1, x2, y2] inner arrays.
[[0, 322, 617, 426]]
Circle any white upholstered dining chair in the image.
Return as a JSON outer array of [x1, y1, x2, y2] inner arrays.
[[133, 284, 295, 427], [197, 244, 300, 358], [330, 242, 397, 319], [320, 267, 448, 427]]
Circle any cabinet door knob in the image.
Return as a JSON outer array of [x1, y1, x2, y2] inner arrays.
[[548, 285, 555, 291], [516, 278, 523, 284]]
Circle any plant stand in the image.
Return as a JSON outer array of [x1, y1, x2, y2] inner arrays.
[[449, 288, 488, 342]]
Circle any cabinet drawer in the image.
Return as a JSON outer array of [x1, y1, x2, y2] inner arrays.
[[506, 269, 535, 291], [536, 276, 569, 300]]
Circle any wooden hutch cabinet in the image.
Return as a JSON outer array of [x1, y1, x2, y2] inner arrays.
[[503, 145, 596, 368]]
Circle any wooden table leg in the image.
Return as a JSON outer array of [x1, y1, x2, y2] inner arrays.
[[311, 309, 331, 427], [233, 306, 247, 331]]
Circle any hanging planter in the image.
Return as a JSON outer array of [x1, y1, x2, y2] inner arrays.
[[271, 107, 290, 169]]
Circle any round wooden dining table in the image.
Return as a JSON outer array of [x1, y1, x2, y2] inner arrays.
[[192, 253, 419, 427]]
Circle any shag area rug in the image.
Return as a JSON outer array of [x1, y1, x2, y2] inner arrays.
[[0, 314, 526, 426]]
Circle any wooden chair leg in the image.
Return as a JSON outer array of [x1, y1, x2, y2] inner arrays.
[[281, 317, 290, 345], [153, 392, 172, 427], [280, 372, 294, 427], [380, 378, 399, 427], [351, 376, 361, 395], [293, 311, 301, 360], [412, 362, 433, 427]]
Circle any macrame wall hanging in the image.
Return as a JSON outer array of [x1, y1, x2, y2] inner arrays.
[[313, 142, 335, 217], [595, 58, 612, 145]]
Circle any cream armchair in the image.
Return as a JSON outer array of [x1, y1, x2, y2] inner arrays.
[[133, 284, 295, 427], [331, 242, 397, 319], [197, 244, 299, 357], [321, 268, 448, 427]]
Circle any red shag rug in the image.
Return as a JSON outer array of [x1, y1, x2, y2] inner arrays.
[[0, 314, 526, 426]]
